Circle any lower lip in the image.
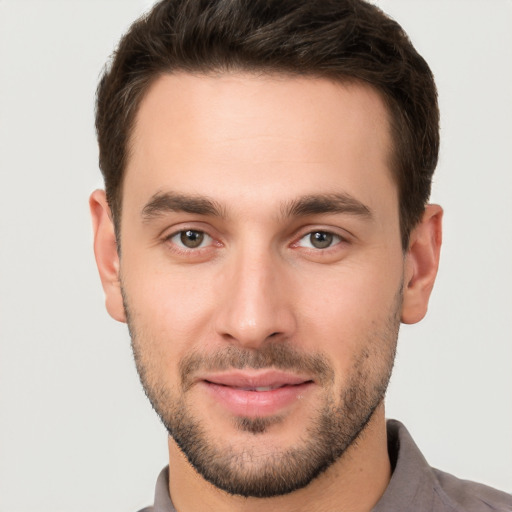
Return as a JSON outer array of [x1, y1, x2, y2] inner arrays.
[[201, 381, 314, 417]]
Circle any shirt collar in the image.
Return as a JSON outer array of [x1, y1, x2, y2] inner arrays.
[[150, 420, 435, 512], [372, 419, 438, 511], [152, 466, 176, 512]]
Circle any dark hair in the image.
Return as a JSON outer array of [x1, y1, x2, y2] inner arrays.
[[96, 0, 439, 248]]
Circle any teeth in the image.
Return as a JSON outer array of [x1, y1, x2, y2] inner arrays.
[[238, 386, 274, 391]]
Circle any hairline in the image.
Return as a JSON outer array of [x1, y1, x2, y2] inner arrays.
[[112, 67, 412, 249]]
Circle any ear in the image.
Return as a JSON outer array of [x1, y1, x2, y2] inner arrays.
[[89, 190, 126, 323], [401, 204, 443, 324]]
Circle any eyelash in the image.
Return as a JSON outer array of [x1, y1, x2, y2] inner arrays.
[[164, 229, 218, 256], [164, 227, 347, 257], [293, 230, 345, 250]]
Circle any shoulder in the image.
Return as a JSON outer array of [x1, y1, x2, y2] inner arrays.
[[432, 468, 512, 512], [379, 420, 511, 512]]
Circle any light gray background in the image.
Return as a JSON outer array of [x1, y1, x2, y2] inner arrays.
[[0, 1, 511, 511]]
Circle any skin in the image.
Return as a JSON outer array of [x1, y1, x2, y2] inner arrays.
[[90, 73, 442, 512]]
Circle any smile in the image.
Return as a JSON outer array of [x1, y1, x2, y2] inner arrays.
[[230, 385, 285, 391], [198, 370, 315, 417]]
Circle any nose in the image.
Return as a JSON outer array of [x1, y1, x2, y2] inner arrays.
[[214, 247, 297, 349]]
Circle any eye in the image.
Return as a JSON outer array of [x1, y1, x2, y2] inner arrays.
[[297, 231, 342, 249], [169, 229, 212, 249]]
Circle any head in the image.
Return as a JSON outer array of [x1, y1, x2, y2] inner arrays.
[[91, 0, 442, 501], [96, 0, 439, 250]]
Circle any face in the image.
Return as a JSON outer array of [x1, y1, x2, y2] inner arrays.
[[107, 73, 408, 496]]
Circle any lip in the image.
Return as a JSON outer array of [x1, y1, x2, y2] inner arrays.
[[198, 370, 315, 417]]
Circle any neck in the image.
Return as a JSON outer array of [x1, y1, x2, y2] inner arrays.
[[167, 404, 391, 512]]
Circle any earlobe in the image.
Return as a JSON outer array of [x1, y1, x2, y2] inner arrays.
[[89, 190, 126, 323], [401, 204, 443, 324]]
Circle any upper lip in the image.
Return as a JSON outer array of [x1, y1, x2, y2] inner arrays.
[[200, 370, 313, 389]]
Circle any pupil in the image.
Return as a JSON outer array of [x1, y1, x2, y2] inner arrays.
[[311, 231, 332, 249], [181, 230, 204, 248]]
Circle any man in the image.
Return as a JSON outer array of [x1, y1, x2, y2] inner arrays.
[[90, 0, 511, 510]]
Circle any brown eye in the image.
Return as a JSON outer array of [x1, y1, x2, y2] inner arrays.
[[297, 231, 340, 249], [309, 231, 334, 249], [175, 230, 207, 248]]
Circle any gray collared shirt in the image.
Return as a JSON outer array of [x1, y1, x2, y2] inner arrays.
[[139, 420, 512, 511]]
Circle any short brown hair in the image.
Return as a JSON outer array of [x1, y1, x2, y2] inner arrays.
[[96, 0, 439, 248]]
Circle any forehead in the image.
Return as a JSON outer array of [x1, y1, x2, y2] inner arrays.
[[124, 72, 396, 218]]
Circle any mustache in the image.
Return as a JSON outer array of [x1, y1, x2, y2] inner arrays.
[[179, 342, 335, 390]]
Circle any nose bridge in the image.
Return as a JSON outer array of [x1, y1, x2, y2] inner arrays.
[[215, 240, 295, 347]]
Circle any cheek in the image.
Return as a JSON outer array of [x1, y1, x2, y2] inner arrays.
[[121, 256, 220, 365], [294, 259, 402, 366], [299, 256, 401, 319]]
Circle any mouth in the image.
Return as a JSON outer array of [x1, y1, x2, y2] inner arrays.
[[198, 370, 315, 417], [213, 384, 292, 392]]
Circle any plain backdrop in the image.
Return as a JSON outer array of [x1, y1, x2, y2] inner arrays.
[[0, 1, 511, 510]]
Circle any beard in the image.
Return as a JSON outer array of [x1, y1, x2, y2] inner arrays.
[[124, 287, 401, 498]]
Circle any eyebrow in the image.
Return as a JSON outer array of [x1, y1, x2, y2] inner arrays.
[[141, 191, 372, 222], [281, 193, 372, 220], [141, 192, 225, 221]]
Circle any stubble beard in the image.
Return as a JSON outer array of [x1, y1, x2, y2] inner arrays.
[[124, 288, 401, 498]]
